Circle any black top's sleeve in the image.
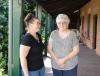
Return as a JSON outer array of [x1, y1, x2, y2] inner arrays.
[[21, 35, 32, 46]]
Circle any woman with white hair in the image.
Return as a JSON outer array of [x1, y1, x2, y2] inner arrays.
[[48, 14, 79, 76]]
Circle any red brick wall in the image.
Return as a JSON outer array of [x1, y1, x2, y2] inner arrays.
[[80, 0, 100, 54]]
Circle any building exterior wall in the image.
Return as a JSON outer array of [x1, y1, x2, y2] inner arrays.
[[80, 0, 100, 54]]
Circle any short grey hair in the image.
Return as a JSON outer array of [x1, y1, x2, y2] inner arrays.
[[56, 14, 70, 24]]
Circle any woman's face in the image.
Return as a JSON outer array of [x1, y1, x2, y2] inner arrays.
[[57, 20, 69, 30], [29, 19, 41, 32]]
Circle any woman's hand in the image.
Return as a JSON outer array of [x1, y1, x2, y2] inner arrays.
[[56, 58, 66, 68]]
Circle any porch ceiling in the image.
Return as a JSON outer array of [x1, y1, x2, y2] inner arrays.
[[36, 0, 90, 16]]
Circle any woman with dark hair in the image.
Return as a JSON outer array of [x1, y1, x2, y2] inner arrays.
[[20, 13, 45, 76]]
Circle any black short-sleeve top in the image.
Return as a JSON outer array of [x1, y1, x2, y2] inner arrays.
[[21, 33, 44, 71]]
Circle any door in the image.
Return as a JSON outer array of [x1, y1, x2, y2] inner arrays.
[[93, 14, 97, 49]]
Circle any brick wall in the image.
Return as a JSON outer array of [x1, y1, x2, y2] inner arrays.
[[80, 0, 100, 55]]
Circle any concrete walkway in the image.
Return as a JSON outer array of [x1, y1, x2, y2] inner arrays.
[[78, 44, 100, 76], [44, 44, 100, 76]]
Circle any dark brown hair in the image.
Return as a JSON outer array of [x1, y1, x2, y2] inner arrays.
[[24, 13, 38, 27]]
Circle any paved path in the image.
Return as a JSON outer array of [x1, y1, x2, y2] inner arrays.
[[78, 45, 100, 76]]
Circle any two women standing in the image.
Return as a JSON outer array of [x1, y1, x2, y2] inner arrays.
[[20, 13, 79, 76]]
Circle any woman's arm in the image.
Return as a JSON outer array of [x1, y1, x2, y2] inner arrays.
[[48, 40, 58, 61], [64, 44, 79, 60], [57, 44, 80, 66], [48, 41, 65, 68], [20, 45, 30, 76]]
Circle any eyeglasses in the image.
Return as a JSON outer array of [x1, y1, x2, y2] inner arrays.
[[57, 21, 68, 25]]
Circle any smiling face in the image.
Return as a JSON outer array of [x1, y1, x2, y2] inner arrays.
[[28, 19, 41, 33], [24, 13, 41, 33], [56, 14, 70, 31], [57, 19, 69, 30]]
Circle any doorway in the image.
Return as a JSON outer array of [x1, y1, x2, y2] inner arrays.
[[93, 14, 97, 49]]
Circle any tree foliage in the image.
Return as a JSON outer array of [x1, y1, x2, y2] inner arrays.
[[0, 0, 8, 74]]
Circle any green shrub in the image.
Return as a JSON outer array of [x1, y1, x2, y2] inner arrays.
[[0, 0, 8, 74]]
